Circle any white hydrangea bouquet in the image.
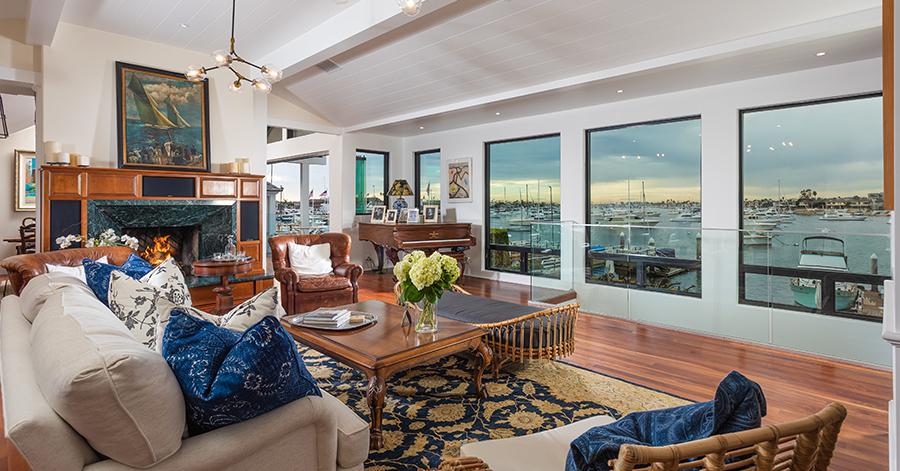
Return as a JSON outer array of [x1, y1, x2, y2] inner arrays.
[[56, 228, 140, 250], [393, 250, 461, 333]]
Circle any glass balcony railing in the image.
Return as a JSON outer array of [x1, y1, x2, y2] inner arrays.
[[527, 220, 892, 366]]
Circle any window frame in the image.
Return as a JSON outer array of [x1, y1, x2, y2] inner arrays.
[[737, 92, 887, 321], [483, 133, 561, 276], [414, 149, 441, 210], [584, 115, 702, 298], [355, 149, 390, 216]]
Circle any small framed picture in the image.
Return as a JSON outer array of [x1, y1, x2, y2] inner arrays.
[[406, 208, 420, 224], [423, 205, 439, 223], [385, 209, 398, 224], [371, 205, 386, 223]]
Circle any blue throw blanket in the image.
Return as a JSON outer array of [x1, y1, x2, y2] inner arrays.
[[566, 371, 766, 471]]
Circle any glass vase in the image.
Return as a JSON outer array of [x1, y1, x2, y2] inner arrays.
[[416, 298, 438, 334]]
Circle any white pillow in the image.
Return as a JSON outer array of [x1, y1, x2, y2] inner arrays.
[[287, 242, 333, 275], [139, 257, 192, 307], [19, 271, 97, 323], [45, 255, 108, 283], [158, 286, 281, 351], [108, 271, 178, 351]]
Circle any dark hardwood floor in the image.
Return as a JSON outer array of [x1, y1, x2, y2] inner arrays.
[[360, 272, 890, 471], [0, 272, 889, 470]]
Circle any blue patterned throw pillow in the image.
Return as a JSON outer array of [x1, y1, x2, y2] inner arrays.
[[162, 310, 321, 434], [83, 254, 154, 305]]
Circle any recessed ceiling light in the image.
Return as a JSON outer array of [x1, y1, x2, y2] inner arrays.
[[495, 112, 501, 115], [180, 23, 189, 28], [816, 52, 826, 56], [419, 126, 424, 129], [617, 89, 624, 93]]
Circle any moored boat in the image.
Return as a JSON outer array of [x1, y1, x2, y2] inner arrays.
[[819, 210, 866, 221], [789, 236, 858, 310]]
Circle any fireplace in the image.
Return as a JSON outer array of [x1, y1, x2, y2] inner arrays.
[[87, 200, 236, 277]]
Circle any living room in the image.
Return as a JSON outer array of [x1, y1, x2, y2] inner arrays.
[[0, 1, 896, 470]]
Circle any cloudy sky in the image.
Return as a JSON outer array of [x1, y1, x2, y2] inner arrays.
[[742, 95, 882, 201], [268, 159, 329, 201], [589, 118, 701, 204], [418, 151, 441, 205], [489, 135, 561, 204]]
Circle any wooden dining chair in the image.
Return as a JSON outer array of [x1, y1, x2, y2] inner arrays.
[[17, 217, 35, 255]]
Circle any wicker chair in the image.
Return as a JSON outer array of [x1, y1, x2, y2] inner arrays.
[[607, 402, 847, 471], [395, 282, 579, 376]]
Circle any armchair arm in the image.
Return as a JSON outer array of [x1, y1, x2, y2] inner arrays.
[[334, 263, 363, 284], [273, 267, 300, 287]]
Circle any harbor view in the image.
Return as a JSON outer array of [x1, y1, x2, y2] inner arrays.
[[488, 95, 887, 320]]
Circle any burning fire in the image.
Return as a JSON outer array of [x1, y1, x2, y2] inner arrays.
[[141, 235, 174, 266]]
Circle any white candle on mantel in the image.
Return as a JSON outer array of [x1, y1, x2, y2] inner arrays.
[[78, 155, 90, 167], [57, 152, 70, 164], [240, 162, 251, 174]]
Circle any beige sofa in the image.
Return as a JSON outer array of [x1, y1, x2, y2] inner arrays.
[[1, 248, 369, 471]]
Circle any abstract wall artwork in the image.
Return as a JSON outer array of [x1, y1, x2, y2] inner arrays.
[[15, 149, 35, 211], [447, 157, 472, 203]]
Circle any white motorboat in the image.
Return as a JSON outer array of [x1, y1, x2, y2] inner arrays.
[[819, 210, 866, 221], [789, 236, 858, 310]]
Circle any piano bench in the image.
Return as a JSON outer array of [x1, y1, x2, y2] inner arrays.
[[393, 283, 579, 377]]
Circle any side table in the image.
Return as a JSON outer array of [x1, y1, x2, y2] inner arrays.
[[192, 258, 254, 314]]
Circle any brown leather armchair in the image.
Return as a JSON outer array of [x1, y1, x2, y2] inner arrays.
[[268, 233, 363, 315], [1, 246, 139, 295]]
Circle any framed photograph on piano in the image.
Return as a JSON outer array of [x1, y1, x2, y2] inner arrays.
[[385, 209, 398, 225], [371, 205, 386, 223], [406, 208, 419, 223], [423, 205, 439, 223]]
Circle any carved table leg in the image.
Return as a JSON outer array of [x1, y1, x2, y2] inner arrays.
[[369, 242, 385, 273], [472, 342, 492, 399], [366, 374, 387, 450]]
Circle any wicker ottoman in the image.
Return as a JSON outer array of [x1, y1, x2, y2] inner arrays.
[[394, 283, 579, 376]]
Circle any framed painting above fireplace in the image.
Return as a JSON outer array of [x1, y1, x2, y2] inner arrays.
[[115, 61, 211, 173]]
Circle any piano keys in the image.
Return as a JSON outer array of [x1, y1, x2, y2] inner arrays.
[[358, 222, 476, 275]]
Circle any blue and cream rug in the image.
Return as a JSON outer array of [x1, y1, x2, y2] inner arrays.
[[297, 346, 690, 470]]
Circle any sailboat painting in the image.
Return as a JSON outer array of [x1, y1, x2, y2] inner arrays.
[[115, 62, 211, 172]]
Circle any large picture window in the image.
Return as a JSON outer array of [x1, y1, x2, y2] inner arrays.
[[739, 94, 889, 321], [355, 150, 389, 215], [586, 116, 702, 296], [415, 149, 441, 209], [485, 134, 560, 276]]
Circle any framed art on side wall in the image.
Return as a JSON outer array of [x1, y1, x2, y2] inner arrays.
[[447, 157, 472, 203], [115, 61, 211, 172], [14, 149, 36, 211]]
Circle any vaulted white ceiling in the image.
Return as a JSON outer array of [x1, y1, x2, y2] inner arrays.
[[12, 0, 886, 137]]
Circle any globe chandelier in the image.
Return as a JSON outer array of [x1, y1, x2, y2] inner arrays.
[[184, 0, 283, 94]]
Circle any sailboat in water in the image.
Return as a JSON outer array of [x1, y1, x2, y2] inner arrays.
[[127, 74, 178, 128], [163, 96, 191, 128]]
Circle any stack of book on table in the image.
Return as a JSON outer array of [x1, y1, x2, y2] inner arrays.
[[301, 308, 351, 327]]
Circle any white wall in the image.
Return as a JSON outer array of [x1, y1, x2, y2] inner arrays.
[[0, 126, 36, 273], [40, 23, 258, 172], [401, 58, 888, 366]]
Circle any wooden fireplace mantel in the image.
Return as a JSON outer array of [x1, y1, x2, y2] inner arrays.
[[40, 165, 266, 277]]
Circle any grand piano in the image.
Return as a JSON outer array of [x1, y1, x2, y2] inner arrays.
[[358, 222, 476, 274]]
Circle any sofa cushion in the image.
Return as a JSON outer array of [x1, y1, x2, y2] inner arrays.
[[140, 257, 192, 306], [83, 253, 154, 305], [18, 271, 96, 323], [108, 271, 181, 351], [162, 312, 321, 434], [171, 285, 281, 332], [30, 290, 185, 468], [288, 241, 333, 275], [45, 255, 108, 283], [294, 274, 352, 293]]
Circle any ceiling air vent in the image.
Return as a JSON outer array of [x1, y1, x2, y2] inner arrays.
[[315, 59, 342, 74]]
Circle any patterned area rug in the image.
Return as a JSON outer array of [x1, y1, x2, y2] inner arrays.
[[297, 346, 690, 470]]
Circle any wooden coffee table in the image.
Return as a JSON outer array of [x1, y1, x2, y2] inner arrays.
[[281, 300, 492, 450]]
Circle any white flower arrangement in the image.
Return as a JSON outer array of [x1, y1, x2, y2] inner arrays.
[[394, 250, 461, 304], [56, 228, 140, 250]]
